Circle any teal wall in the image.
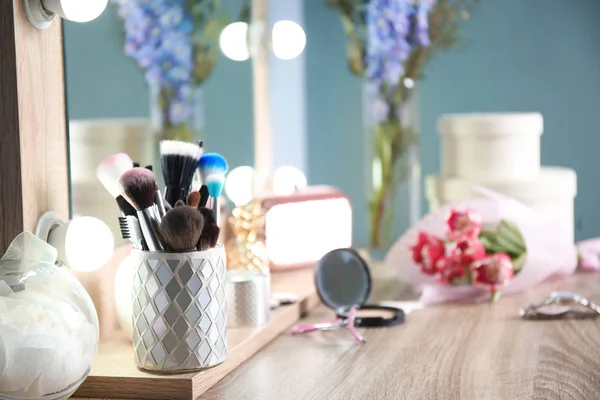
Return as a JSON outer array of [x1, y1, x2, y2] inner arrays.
[[64, 1, 254, 168], [65, 0, 600, 246]]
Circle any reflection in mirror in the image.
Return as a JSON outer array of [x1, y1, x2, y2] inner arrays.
[[65, 0, 309, 246], [64, 0, 600, 265]]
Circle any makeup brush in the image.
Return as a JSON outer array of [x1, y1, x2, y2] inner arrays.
[[187, 191, 200, 208], [191, 141, 204, 192], [96, 153, 136, 217], [199, 185, 209, 208], [118, 215, 145, 250], [198, 153, 228, 225], [197, 207, 220, 251], [155, 191, 167, 219], [160, 140, 203, 206], [143, 164, 166, 217], [119, 167, 164, 251], [191, 170, 202, 192], [158, 206, 204, 252]]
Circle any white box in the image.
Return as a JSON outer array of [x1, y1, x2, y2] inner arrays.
[[425, 167, 577, 241], [438, 113, 543, 182]]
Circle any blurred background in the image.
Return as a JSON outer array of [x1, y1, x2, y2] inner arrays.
[[64, 0, 600, 249]]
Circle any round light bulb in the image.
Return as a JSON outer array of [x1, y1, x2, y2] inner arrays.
[[48, 216, 114, 272], [272, 166, 307, 196], [43, 0, 108, 23], [271, 20, 306, 60], [220, 22, 250, 61], [225, 166, 255, 206]]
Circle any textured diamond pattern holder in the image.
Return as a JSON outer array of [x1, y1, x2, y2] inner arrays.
[[131, 246, 228, 372]]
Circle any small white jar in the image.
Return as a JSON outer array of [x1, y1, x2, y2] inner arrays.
[[438, 113, 543, 182], [425, 167, 577, 242]]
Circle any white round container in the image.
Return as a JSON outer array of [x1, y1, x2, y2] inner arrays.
[[438, 113, 543, 182], [425, 167, 577, 241]]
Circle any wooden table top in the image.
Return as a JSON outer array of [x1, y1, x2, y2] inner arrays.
[[201, 268, 600, 400]]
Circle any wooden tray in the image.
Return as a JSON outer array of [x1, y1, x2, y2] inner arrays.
[[74, 268, 318, 400]]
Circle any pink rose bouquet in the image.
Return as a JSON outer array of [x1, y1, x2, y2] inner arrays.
[[388, 188, 578, 305], [408, 207, 525, 303]]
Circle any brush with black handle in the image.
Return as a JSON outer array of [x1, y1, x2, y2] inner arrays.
[[160, 140, 203, 207], [119, 168, 164, 251], [144, 164, 167, 218], [197, 207, 220, 251]]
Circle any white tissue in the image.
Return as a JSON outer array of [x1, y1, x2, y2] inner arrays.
[[0, 282, 13, 297], [0, 290, 97, 398]]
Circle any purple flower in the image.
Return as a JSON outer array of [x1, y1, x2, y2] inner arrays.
[[365, 0, 435, 122], [169, 100, 193, 125], [365, 0, 413, 86], [415, 0, 435, 46], [177, 84, 192, 101], [112, 0, 195, 126], [371, 95, 390, 123]]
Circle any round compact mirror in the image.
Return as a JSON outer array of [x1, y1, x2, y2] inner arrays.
[[314, 248, 405, 328], [315, 248, 372, 313]]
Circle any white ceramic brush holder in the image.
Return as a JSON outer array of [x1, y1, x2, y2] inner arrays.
[[131, 246, 227, 372]]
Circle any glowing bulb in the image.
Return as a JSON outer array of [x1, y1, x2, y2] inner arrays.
[[43, 0, 108, 23], [220, 22, 250, 61], [271, 20, 306, 60], [48, 216, 114, 272], [273, 166, 307, 196], [225, 166, 255, 206]]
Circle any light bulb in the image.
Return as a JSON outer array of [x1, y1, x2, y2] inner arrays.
[[271, 20, 306, 60], [48, 216, 114, 272], [225, 166, 255, 206], [273, 166, 307, 196], [44, 0, 108, 22], [220, 22, 250, 61], [24, 0, 108, 29]]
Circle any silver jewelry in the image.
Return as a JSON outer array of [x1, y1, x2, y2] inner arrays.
[[520, 291, 600, 320]]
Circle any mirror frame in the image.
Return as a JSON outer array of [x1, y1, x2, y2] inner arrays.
[[0, 0, 69, 253]]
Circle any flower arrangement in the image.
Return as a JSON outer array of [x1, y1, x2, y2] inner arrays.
[[111, 0, 229, 141], [387, 189, 578, 305], [411, 207, 527, 302], [325, 0, 480, 249]]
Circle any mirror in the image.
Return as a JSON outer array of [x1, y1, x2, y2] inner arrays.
[[64, 0, 599, 253], [64, 0, 264, 244], [315, 248, 371, 311]]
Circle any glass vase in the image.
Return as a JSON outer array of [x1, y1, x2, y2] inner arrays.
[[150, 84, 204, 143], [367, 83, 421, 253]]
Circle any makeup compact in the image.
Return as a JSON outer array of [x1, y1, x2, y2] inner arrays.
[[292, 248, 404, 342]]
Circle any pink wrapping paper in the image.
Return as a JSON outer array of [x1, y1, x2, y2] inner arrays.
[[385, 188, 578, 304], [577, 238, 600, 271]]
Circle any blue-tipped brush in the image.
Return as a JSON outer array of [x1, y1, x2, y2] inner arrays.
[[199, 153, 228, 225]]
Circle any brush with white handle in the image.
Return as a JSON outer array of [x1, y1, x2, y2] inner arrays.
[[96, 153, 136, 217]]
